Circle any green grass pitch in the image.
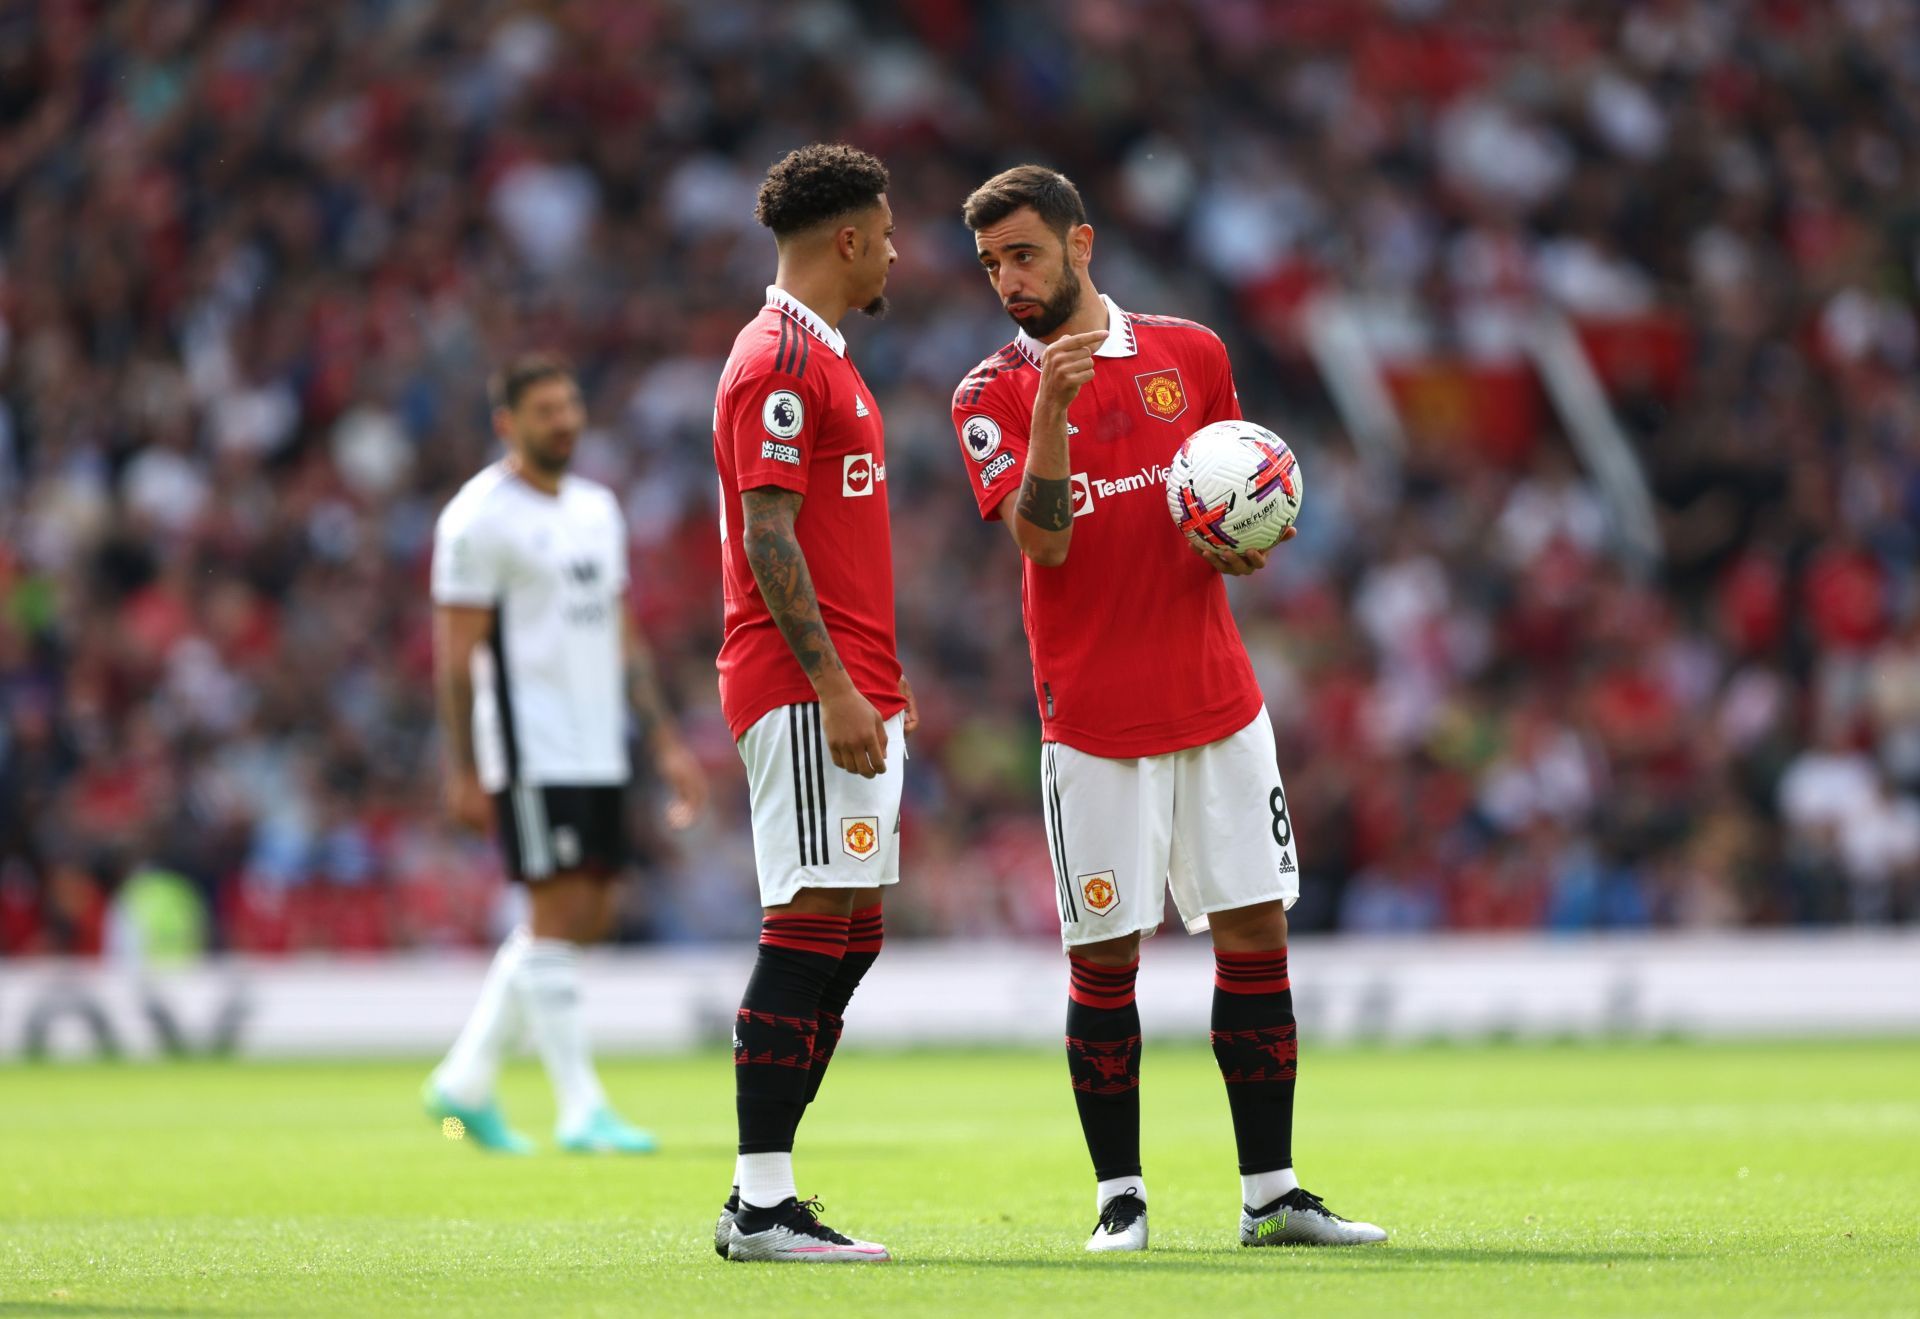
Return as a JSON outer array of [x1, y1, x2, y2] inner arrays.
[[3, 1039, 1916, 1316]]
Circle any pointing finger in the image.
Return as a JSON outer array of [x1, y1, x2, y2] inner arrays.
[[1048, 331, 1107, 358]]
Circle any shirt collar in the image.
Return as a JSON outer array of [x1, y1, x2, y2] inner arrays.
[[765, 286, 847, 357], [1014, 293, 1137, 367]]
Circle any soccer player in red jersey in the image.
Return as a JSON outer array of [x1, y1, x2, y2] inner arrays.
[[710, 144, 914, 1264], [952, 166, 1386, 1251]]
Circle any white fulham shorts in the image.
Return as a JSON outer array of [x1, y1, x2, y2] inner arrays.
[[738, 702, 905, 908], [1041, 707, 1298, 947]]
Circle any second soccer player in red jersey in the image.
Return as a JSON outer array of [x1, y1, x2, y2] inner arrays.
[[712, 144, 914, 1264], [952, 165, 1386, 1252]]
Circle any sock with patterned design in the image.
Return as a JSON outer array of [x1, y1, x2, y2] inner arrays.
[[804, 904, 883, 1106], [1210, 947, 1297, 1183], [734, 912, 848, 1190], [1064, 954, 1142, 1182]]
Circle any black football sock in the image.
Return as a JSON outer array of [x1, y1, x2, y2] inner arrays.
[[804, 904, 883, 1106], [1211, 947, 1297, 1180], [1064, 953, 1143, 1182], [735, 913, 848, 1165]]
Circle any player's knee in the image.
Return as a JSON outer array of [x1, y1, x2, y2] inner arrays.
[[1208, 899, 1289, 950], [592, 889, 623, 944], [565, 904, 612, 946], [529, 874, 605, 943], [1070, 933, 1141, 966], [769, 887, 857, 918]]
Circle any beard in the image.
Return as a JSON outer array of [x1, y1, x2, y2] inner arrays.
[[1010, 276, 1081, 338], [521, 432, 575, 475], [861, 295, 889, 318]]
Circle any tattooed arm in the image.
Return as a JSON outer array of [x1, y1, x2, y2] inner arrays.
[[741, 486, 889, 778], [1003, 328, 1106, 567]]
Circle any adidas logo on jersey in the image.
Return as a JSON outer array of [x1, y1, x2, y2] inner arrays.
[[1278, 855, 1296, 874], [854, 394, 870, 418]]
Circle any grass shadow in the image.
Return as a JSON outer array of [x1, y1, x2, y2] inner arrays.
[[922, 1245, 1701, 1272]]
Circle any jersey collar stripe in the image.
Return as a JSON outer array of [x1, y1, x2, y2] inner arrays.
[[1014, 293, 1137, 366], [959, 345, 1027, 404], [765, 286, 846, 357], [774, 312, 814, 377]]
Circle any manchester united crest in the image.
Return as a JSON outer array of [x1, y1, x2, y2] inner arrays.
[[1079, 870, 1119, 916], [1134, 369, 1187, 422], [842, 816, 880, 861]]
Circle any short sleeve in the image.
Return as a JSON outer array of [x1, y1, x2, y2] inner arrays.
[[432, 502, 502, 606], [728, 370, 818, 494], [951, 385, 1031, 520], [1204, 333, 1242, 424]]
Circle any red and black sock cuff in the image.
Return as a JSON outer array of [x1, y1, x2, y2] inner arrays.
[[847, 904, 884, 955], [759, 912, 851, 960], [1214, 948, 1290, 996], [1068, 954, 1140, 1010]]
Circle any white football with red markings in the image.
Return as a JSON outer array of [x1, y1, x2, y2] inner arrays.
[[1165, 421, 1303, 553]]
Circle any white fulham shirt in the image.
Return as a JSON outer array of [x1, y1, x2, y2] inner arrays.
[[431, 463, 630, 791]]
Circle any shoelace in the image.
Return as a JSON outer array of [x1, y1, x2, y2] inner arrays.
[[1285, 1188, 1347, 1222], [789, 1197, 854, 1244], [1097, 1191, 1146, 1233]]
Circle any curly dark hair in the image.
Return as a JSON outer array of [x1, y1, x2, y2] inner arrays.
[[962, 164, 1087, 237], [754, 143, 890, 239]]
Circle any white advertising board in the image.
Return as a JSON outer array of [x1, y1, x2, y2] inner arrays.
[[2, 934, 1916, 1061]]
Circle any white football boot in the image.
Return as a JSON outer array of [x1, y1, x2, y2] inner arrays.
[[1086, 1189, 1149, 1253], [1241, 1187, 1388, 1246], [725, 1197, 890, 1263], [714, 1188, 738, 1259]]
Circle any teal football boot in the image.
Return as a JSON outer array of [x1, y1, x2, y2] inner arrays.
[[422, 1080, 536, 1155], [555, 1106, 659, 1155]]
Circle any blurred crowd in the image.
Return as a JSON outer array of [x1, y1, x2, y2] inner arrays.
[[2, 0, 1917, 958]]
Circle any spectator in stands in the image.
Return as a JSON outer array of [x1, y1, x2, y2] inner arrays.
[[0, 0, 1915, 951]]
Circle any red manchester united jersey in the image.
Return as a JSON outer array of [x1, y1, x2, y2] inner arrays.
[[715, 287, 904, 738], [951, 295, 1263, 757]]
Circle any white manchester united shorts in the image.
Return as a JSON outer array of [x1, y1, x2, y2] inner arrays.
[[1042, 707, 1298, 947], [738, 702, 905, 907]]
